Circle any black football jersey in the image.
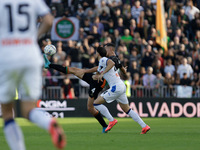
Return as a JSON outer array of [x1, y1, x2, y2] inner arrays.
[[109, 56, 122, 69]]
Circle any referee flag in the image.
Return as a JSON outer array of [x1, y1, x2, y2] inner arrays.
[[156, 0, 168, 52]]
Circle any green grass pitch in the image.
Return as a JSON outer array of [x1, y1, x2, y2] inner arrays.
[[0, 118, 200, 150]]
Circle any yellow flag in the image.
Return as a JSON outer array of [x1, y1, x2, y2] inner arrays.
[[156, 0, 168, 52]]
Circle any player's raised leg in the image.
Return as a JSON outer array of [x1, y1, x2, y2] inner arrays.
[[94, 96, 118, 132], [44, 54, 85, 79], [119, 102, 150, 134], [1, 103, 25, 150], [87, 97, 108, 133], [21, 101, 66, 148]]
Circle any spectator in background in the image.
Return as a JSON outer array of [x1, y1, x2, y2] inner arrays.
[[154, 71, 164, 97], [51, 0, 64, 16], [107, 19, 115, 35], [145, 8, 155, 26], [173, 36, 181, 52], [144, 0, 154, 12], [131, 0, 144, 22], [53, 45, 66, 65], [113, 29, 121, 48], [177, 8, 189, 33], [164, 72, 175, 97], [68, 41, 83, 69], [129, 47, 141, 67], [164, 59, 175, 76], [180, 72, 192, 86], [100, 11, 110, 31], [78, 28, 87, 43], [183, 0, 199, 21], [177, 58, 193, 81], [76, 4, 85, 21], [166, 19, 173, 39], [141, 19, 150, 39], [176, 44, 189, 61], [81, 18, 91, 35], [129, 61, 139, 80], [141, 45, 154, 69], [62, 77, 76, 99], [90, 16, 104, 36], [143, 66, 156, 97], [153, 60, 164, 76], [111, 8, 123, 28], [121, 29, 133, 48], [143, 66, 156, 88], [108, 0, 122, 8], [129, 19, 138, 37], [98, 0, 110, 16], [167, 0, 178, 19], [88, 25, 101, 44], [131, 73, 143, 97], [116, 17, 125, 35]]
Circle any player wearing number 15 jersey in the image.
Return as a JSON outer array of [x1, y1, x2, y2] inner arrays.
[[0, 0, 66, 149], [93, 47, 150, 134]]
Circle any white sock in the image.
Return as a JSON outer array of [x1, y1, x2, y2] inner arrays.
[[29, 108, 51, 130], [4, 119, 25, 150], [94, 104, 114, 122], [127, 109, 146, 128]]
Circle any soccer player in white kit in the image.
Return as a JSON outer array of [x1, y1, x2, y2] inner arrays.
[[93, 47, 150, 134], [0, 0, 66, 149]]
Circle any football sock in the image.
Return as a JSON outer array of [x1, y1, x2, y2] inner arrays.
[[29, 108, 51, 130], [126, 109, 146, 128], [94, 111, 107, 127], [49, 64, 67, 74], [4, 119, 25, 150], [94, 104, 114, 122]]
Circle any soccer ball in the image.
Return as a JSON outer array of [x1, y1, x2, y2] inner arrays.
[[44, 44, 57, 56]]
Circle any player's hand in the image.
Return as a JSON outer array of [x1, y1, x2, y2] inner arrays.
[[98, 73, 103, 83], [124, 66, 128, 72], [92, 75, 98, 80]]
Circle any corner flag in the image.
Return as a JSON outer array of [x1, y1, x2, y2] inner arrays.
[[156, 0, 168, 52]]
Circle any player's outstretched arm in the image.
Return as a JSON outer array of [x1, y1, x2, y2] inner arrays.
[[120, 66, 127, 74], [38, 13, 54, 39], [84, 66, 98, 73], [98, 59, 115, 82]]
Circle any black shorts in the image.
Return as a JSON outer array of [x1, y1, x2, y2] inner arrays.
[[82, 73, 105, 99]]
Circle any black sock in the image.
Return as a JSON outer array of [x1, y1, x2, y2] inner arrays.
[[94, 112, 107, 127], [49, 64, 67, 74]]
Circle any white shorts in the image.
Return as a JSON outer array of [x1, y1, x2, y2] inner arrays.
[[0, 63, 42, 104], [100, 82, 129, 104]]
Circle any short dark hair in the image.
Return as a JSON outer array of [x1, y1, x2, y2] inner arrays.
[[97, 46, 107, 57], [104, 43, 115, 48]]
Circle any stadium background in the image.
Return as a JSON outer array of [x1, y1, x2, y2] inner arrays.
[[2, 0, 200, 118], [38, 0, 200, 100], [38, 0, 200, 118]]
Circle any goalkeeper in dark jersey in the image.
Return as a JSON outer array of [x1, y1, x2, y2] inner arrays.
[[43, 54, 114, 133]]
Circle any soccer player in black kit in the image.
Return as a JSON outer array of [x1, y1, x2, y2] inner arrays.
[[43, 54, 114, 133], [104, 43, 127, 74]]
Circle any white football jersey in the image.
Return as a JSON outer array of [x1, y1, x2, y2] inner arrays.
[[0, 0, 50, 65], [97, 57, 123, 86]]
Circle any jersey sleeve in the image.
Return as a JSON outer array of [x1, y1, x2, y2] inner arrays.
[[111, 56, 122, 69], [35, 0, 50, 16], [97, 57, 107, 73]]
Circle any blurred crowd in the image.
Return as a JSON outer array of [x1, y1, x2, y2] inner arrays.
[[40, 0, 200, 98]]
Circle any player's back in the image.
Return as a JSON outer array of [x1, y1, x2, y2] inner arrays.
[[98, 57, 123, 86], [0, 0, 49, 66]]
